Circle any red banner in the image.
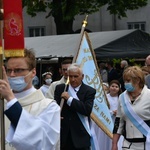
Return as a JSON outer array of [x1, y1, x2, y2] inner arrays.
[[3, 0, 24, 57]]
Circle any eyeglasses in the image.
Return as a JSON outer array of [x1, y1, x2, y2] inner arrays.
[[6, 68, 29, 75]]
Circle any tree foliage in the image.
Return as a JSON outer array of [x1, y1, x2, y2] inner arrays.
[[22, 0, 148, 34]]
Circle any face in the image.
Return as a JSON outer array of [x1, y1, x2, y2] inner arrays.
[[6, 57, 36, 91], [44, 74, 52, 85], [109, 83, 120, 96], [124, 77, 140, 90], [61, 64, 71, 79], [68, 69, 84, 88]]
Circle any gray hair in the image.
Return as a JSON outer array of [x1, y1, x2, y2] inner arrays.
[[121, 60, 128, 68], [67, 63, 83, 74]]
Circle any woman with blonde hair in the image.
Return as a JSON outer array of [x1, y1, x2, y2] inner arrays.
[[112, 66, 150, 150]]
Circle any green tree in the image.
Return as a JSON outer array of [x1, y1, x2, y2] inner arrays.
[[23, 0, 148, 35]]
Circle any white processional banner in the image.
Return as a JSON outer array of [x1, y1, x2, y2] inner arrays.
[[75, 32, 113, 138]]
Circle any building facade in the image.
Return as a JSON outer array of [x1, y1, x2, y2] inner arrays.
[[23, 0, 150, 37]]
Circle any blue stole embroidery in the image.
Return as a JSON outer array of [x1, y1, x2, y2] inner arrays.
[[68, 88, 96, 150]]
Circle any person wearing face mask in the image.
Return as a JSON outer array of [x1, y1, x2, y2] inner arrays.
[[40, 72, 53, 96], [112, 66, 150, 150], [0, 49, 60, 150]]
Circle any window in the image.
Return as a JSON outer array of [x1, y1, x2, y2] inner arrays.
[[29, 27, 45, 37], [127, 22, 146, 31]]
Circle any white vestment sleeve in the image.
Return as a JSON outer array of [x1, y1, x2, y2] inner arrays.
[[6, 102, 60, 150]]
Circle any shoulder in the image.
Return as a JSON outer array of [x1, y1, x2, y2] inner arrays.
[[81, 83, 96, 93], [106, 93, 110, 98], [51, 77, 65, 86], [51, 80, 60, 86], [102, 69, 107, 73], [40, 85, 44, 89], [143, 85, 150, 93], [49, 80, 61, 90], [44, 98, 60, 110], [55, 83, 65, 89], [119, 91, 125, 98], [145, 74, 150, 80]]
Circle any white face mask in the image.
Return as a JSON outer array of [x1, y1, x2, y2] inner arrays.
[[8, 72, 31, 92], [45, 78, 52, 85]]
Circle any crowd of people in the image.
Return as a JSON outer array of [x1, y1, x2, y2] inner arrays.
[[98, 57, 150, 150], [112, 65, 150, 150], [1, 48, 150, 150]]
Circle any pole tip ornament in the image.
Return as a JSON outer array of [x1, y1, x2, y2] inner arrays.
[[82, 15, 88, 28], [66, 77, 69, 85], [0, 9, 3, 20]]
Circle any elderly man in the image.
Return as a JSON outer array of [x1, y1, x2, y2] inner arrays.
[[54, 63, 96, 150], [120, 60, 128, 69]]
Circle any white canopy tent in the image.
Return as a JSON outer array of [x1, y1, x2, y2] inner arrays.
[[25, 29, 146, 59]]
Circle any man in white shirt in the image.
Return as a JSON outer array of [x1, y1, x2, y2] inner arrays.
[[46, 59, 72, 99], [0, 49, 60, 150]]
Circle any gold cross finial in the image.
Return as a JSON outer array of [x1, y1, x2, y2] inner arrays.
[[82, 15, 88, 27]]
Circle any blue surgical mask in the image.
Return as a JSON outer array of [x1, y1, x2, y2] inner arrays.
[[124, 83, 135, 92], [8, 72, 31, 92]]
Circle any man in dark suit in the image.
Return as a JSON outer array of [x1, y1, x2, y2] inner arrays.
[[54, 63, 96, 150]]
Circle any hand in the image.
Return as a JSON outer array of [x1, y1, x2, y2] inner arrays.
[[61, 92, 70, 100], [0, 66, 15, 101], [113, 110, 117, 116]]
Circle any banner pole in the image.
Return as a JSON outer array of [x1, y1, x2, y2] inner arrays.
[[60, 79, 69, 111], [0, 47, 5, 150], [0, 0, 5, 149], [72, 15, 88, 63]]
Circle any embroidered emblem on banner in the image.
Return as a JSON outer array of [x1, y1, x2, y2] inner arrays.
[[5, 12, 22, 36]]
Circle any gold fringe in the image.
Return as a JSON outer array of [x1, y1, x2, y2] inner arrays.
[[4, 49, 24, 57], [0, 46, 2, 55], [91, 113, 113, 139]]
